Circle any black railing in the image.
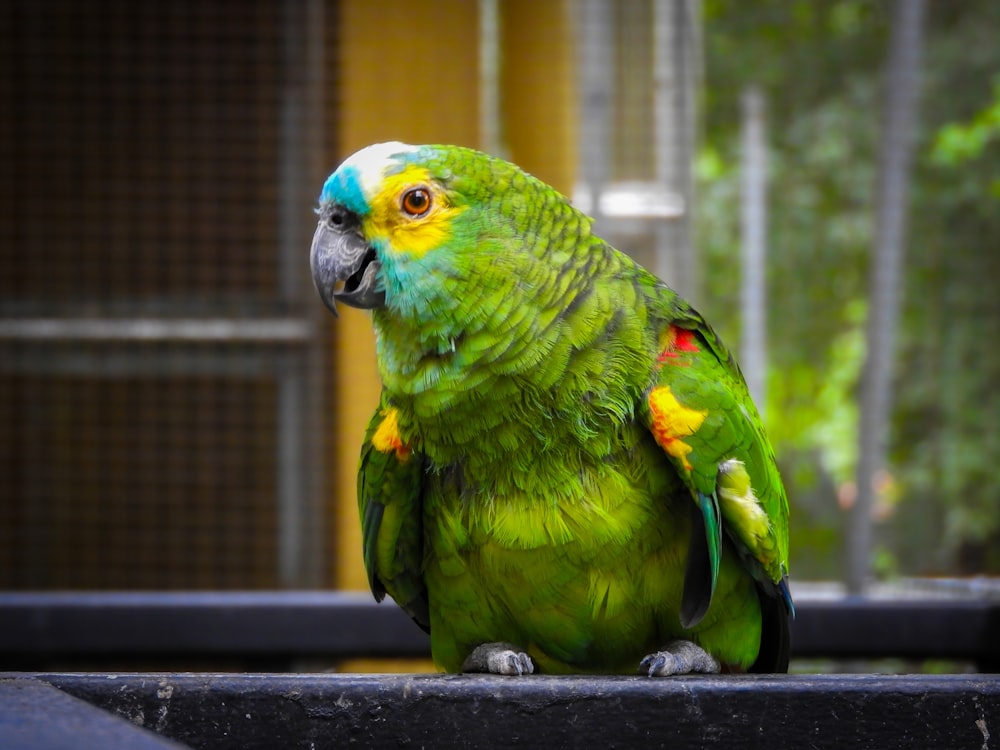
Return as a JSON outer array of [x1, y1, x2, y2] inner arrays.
[[1, 590, 998, 668], [2, 591, 999, 749]]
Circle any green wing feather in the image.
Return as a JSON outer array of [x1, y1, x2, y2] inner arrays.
[[358, 390, 429, 631], [681, 490, 723, 628], [644, 295, 791, 636]]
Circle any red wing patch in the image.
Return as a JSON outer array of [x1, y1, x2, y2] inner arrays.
[[658, 325, 700, 363]]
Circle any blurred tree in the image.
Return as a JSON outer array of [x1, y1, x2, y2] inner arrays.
[[848, 0, 926, 595], [699, 0, 1000, 578]]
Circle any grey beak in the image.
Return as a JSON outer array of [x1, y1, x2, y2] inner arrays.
[[310, 208, 385, 315]]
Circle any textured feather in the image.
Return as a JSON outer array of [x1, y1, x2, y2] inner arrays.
[[358, 392, 429, 631]]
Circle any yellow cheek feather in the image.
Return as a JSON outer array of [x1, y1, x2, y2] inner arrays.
[[365, 165, 466, 258], [647, 385, 708, 472]]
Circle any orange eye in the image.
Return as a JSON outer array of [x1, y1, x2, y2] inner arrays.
[[401, 187, 432, 217]]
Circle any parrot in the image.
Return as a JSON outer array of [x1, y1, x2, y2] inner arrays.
[[310, 142, 793, 676]]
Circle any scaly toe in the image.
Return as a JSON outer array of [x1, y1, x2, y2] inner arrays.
[[640, 640, 720, 676], [463, 642, 535, 676]]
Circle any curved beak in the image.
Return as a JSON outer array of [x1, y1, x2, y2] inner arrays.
[[310, 207, 385, 315]]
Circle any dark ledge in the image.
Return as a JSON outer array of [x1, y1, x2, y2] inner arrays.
[[5, 672, 998, 750]]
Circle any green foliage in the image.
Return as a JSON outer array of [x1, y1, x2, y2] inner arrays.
[[930, 76, 1000, 167], [700, 1, 1000, 576], [930, 75, 1000, 199]]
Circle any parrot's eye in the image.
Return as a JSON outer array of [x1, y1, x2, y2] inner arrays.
[[401, 187, 432, 218]]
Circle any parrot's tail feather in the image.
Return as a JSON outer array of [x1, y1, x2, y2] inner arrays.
[[749, 587, 791, 673], [362, 501, 387, 601], [779, 575, 795, 618], [680, 494, 721, 628]]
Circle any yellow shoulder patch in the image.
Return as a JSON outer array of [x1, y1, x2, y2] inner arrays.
[[372, 407, 411, 461], [647, 385, 708, 472], [365, 165, 467, 259]]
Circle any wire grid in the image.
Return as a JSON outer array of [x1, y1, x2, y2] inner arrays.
[[0, 1, 328, 590], [0, 372, 280, 589], [1, 1, 284, 312]]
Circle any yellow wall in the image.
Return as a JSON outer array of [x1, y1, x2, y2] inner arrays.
[[330, 0, 482, 592], [328, 0, 575, 673], [327, 0, 576, 672], [335, 0, 482, 155], [330, 0, 576, 595], [501, 0, 577, 196]]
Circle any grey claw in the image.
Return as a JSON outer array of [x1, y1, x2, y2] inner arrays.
[[508, 652, 532, 676], [639, 653, 668, 676], [463, 642, 535, 676], [640, 640, 720, 676]]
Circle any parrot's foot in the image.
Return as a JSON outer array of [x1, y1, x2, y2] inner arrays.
[[639, 640, 720, 676], [462, 642, 535, 676]]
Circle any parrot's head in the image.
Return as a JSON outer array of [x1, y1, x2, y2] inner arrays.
[[310, 141, 466, 316], [310, 141, 574, 318]]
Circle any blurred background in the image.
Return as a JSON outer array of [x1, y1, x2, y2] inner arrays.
[[1, 0, 998, 620]]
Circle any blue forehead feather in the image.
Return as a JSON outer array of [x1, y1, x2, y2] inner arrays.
[[319, 166, 370, 216]]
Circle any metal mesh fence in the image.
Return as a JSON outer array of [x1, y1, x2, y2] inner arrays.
[[0, 374, 280, 589], [1, 1, 283, 310], [0, 0, 330, 590]]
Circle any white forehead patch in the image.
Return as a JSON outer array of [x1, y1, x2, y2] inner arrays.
[[339, 141, 418, 197]]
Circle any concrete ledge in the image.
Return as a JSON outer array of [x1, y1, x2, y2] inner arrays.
[[0, 677, 188, 750], [11, 672, 999, 750]]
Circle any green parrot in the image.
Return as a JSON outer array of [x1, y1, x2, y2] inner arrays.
[[311, 142, 793, 676]]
